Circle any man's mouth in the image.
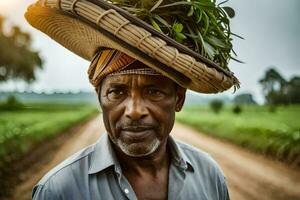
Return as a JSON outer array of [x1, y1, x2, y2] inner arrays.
[[122, 126, 154, 132], [121, 126, 155, 140]]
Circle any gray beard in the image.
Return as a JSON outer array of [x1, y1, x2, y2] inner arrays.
[[117, 137, 161, 157]]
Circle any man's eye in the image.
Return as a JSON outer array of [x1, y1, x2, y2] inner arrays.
[[145, 89, 165, 101], [148, 89, 162, 95], [107, 89, 126, 101]]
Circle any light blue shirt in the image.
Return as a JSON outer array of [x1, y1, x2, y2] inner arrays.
[[32, 133, 230, 200]]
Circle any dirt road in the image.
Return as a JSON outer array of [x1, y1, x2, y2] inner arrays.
[[10, 115, 300, 200]]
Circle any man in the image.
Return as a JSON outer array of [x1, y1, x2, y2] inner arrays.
[[26, 0, 238, 199], [31, 49, 230, 200]]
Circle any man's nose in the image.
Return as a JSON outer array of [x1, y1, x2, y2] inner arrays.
[[125, 96, 148, 120]]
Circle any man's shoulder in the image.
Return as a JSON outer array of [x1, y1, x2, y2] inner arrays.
[[32, 142, 99, 199], [174, 140, 230, 199], [176, 140, 215, 163], [175, 140, 225, 176], [37, 142, 96, 186]]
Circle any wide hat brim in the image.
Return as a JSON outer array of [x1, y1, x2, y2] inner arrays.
[[25, 0, 239, 93]]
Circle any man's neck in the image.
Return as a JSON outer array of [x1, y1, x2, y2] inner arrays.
[[114, 141, 170, 176], [113, 140, 170, 200]]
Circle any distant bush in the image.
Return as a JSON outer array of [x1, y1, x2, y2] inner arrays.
[[234, 93, 257, 105], [269, 105, 277, 113], [0, 95, 24, 111], [210, 99, 223, 114], [233, 104, 242, 114]]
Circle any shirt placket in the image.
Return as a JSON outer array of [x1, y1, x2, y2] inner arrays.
[[167, 160, 187, 200], [115, 166, 138, 200]]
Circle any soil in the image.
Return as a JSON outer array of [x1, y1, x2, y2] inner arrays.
[[3, 115, 300, 200]]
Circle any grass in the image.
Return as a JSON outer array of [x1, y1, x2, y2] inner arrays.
[[0, 102, 98, 166], [176, 105, 300, 165]]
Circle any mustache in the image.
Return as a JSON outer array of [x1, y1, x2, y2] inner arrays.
[[118, 121, 158, 131]]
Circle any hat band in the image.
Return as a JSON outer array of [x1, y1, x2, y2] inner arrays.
[[106, 68, 162, 77]]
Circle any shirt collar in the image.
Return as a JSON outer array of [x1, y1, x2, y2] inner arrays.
[[167, 137, 194, 172], [88, 133, 194, 174], [88, 133, 121, 174]]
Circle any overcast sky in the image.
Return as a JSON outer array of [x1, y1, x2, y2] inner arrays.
[[0, 0, 299, 103]]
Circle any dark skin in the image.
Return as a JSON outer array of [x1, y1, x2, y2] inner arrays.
[[99, 74, 186, 200]]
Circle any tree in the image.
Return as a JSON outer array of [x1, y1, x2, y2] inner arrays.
[[0, 16, 43, 83], [286, 76, 300, 104], [0, 95, 24, 111], [259, 67, 300, 105], [259, 68, 286, 104], [233, 93, 256, 105], [210, 99, 224, 114]]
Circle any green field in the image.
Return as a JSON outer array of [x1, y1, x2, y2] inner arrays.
[[176, 105, 300, 165], [0, 102, 98, 168]]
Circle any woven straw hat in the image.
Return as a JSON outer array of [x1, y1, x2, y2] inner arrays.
[[25, 0, 239, 93]]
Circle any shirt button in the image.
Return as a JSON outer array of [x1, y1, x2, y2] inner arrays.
[[124, 188, 129, 194]]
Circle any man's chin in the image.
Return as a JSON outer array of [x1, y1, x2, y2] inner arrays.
[[116, 138, 161, 157]]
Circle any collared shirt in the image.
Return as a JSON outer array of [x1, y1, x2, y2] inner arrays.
[[32, 133, 230, 200]]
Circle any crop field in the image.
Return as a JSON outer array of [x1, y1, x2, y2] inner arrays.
[[0, 102, 98, 169], [176, 105, 300, 165]]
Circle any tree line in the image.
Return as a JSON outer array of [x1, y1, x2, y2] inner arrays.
[[0, 16, 43, 83], [259, 68, 300, 105]]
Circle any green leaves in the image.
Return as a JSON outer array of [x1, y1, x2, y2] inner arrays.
[[222, 6, 235, 18], [150, 0, 164, 12], [172, 23, 186, 43], [173, 22, 183, 32], [187, 6, 194, 16], [153, 15, 171, 29], [206, 35, 227, 48], [149, 17, 163, 32], [109, 0, 242, 70]]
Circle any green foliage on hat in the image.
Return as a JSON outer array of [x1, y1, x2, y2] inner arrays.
[[109, 0, 242, 70]]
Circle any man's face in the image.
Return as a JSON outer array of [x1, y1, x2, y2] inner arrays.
[[99, 74, 186, 157]]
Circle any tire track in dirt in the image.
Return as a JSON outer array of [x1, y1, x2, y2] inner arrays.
[[171, 123, 300, 200]]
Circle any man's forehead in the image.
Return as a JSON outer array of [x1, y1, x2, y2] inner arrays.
[[101, 74, 174, 87]]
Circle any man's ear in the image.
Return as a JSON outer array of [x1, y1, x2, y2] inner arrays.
[[175, 86, 186, 112]]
